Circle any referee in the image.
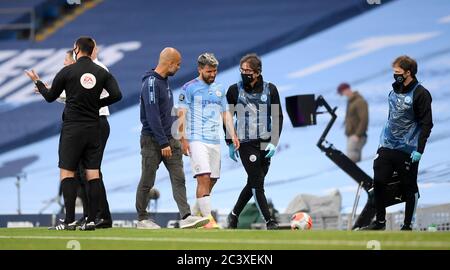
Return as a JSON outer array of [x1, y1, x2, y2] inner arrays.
[[25, 36, 122, 231], [55, 43, 113, 229], [225, 54, 283, 230]]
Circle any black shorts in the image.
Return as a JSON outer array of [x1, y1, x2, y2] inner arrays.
[[238, 140, 271, 189], [58, 121, 102, 171], [373, 147, 419, 197]]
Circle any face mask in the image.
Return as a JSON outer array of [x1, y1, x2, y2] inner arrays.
[[72, 49, 79, 61], [393, 73, 405, 84], [241, 73, 253, 86]]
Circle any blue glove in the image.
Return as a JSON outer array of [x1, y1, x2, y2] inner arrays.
[[410, 151, 422, 163], [228, 144, 239, 162], [264, 143, 277, 158]]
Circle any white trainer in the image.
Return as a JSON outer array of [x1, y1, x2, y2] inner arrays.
[[136, 219, 161, 229], [179, 215, 209, 229]]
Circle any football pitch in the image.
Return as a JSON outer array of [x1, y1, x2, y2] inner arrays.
[[0, 228, 449, 250]]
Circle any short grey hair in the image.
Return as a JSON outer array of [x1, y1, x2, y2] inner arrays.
[[198, 52, 219, 68]]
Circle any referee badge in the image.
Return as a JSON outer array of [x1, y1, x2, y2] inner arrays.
[[260, 94, 267, 102], [249, 154, 257, 162], [80, 73, 96, 89]]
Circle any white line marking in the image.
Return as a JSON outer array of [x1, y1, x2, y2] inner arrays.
[[287, 32, 440, 79], [0, 235, 449, 248]]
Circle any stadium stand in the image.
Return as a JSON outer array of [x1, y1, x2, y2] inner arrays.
[[0, 0, 383, 154], [1, 0, 450, 233]]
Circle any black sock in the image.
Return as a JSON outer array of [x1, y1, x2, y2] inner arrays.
[[374, 183, 386, 222], [232, 185, 253, 216], [404, 193, 418, 226], [78, 180, 89, 219], [97, 178, 111, 220], [252, 188, 271, 222], [61, 177, 79, 224], [87, 178, 101, 223], [75, 163, 89, 219]]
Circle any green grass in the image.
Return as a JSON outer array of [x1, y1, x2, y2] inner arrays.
[[0, 228, 449, 250]]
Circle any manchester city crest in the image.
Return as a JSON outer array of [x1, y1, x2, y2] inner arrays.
[[404, 96, 412, 105], [261, 94, 267, 102]]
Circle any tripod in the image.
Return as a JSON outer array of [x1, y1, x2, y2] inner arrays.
[[15, 173, 27, 215]]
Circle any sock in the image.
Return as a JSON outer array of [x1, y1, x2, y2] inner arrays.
[[97, 178, 111, 220], [191, 200, 201, 216], [87, 178, 101, 223], [404, 193, 419, 226], [232, 185, 253, 216], [61, 177, 79, 224], [252, 188, 271, 222], [77, 180, 89, 219], [374, 182, 386, 222], [197, 195, 211, 218]]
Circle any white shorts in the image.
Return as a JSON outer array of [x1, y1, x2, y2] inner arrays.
[[189, 141, 221, 179]]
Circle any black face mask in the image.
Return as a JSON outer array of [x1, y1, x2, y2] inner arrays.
[[241, 73, 253, 86], [393, 73, 405, 84], [73, 48, 79, 61]]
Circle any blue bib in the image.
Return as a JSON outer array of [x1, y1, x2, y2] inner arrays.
[[379, 83, 421, 154], [236, 81, 271, 142]]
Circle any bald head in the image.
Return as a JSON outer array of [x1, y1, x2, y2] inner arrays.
[[159, 47, 181, 64], [156, 47, 182, 77]]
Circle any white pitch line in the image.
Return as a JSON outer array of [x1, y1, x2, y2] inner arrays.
[[0, 235, 449, 248]]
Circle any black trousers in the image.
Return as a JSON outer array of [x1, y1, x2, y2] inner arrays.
[[232, 140, 273, 222], [75, 116, 111, 221], [373, 147, 419, 225]]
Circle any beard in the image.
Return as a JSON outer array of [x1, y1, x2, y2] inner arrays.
[[201, 73, 215, 84]]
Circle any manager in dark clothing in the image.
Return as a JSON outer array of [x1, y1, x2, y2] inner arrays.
[[364, 55, 433, 231], [25, 36, 122, 231], [135, 47, 208, 229]]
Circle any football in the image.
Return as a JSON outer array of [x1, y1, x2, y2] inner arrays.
[[290, 212, 313, 230]]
